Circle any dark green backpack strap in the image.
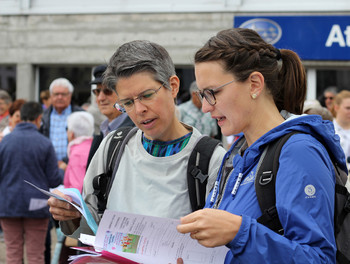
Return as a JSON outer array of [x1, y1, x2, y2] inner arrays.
[[92, 126, 136, 214], [255, 131, 299, 235], [187, 136, 222, 212]]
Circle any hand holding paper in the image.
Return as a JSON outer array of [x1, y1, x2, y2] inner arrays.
[[25, 180, 98, 234], [48, 189, 83, 221], [82, 210, 228, 264]]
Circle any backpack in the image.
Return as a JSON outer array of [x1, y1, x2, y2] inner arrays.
[[255, 131, 350, 264], [92, 126, 222, 214]]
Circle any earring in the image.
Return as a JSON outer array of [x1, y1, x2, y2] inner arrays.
[[251, 93, 257, 99]]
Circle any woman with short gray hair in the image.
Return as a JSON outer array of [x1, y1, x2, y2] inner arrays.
[[64, 111, 94, 193], [48, 40, 226, 244]]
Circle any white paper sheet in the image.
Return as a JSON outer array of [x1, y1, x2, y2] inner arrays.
[[93, 209, 229, 264]]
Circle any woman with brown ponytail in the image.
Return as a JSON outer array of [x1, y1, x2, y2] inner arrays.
[[177, 28, 344, 263]]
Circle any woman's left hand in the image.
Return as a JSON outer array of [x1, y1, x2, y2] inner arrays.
[[176, 208, 242, 248]]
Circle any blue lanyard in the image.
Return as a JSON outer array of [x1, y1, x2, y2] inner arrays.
[[210, 150, 231, 204]]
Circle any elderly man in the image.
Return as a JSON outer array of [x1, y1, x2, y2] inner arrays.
[[0, 90, 12, 132], [86, 65, 134, 167], [39, 78, 84, 264], [40, 78, 84, 162]]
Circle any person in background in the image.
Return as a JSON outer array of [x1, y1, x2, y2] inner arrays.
[[0, 90, 12, 132], [333, 90, 350, 167], [87, 65, 108, 135], [39, 77, 83, 264], [303, 99, 333, 121], [86, 103, 106, 136], [176, 28, 344, 263], [40, 78, 84, 162], [86, 64, 134, 168], [0, 91, 14, 241], [56, 111, 94, 264], [304, 98, 350, 190], [47, 40, 226, 242], [319, 86, 338, 114], [40, 90, 52, 110], [0, 102, 62, 264], [0, 99, 26, 142], [64, 111, 94, 192], [177, 81, 218, 137]]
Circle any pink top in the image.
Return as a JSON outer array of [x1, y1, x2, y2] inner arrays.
[[64, 137, 93, 193]]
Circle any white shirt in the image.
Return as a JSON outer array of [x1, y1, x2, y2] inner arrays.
[[333, 120, 350, 159]]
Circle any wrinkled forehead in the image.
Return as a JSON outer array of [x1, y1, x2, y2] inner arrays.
[[51, 85, 71, 93]]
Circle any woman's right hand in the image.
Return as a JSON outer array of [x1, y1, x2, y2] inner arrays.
[[48, 189, 82, 221]]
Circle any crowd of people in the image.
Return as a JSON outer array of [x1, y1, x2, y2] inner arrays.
[[0, 27, 349, 264]]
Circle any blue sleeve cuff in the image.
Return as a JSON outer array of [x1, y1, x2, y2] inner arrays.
[[226, 214, 250, 254]]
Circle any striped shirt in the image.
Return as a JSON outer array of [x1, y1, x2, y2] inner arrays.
[[49, 105, 72, 160], [142, 132, 192, 157]]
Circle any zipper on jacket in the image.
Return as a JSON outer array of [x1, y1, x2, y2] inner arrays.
[[213, 159, 234, 209], [213, 171, 232, 209], [212, 136, 245, 209]]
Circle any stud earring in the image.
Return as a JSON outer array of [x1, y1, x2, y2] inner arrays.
[[251, 94, 257, 99]]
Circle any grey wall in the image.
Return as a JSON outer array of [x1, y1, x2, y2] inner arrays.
[[0, 13, 233, 99]]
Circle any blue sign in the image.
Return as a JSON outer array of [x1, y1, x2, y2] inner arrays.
[[234, 16, 350, 60]]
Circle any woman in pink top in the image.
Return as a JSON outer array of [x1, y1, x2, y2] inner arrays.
[[64, 111, 94, 193]]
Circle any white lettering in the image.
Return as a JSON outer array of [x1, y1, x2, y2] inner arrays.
[[345, 26, 350, 47], [325, 24, 346, 47]]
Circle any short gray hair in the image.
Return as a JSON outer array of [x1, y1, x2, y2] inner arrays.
[[324, 86, 338, 95], [103, 40, 176, 93], [0, 90, 12, 104], [189, 81, 198, 93], [67, 111, 94, 138], [49, 78, 74, 94]]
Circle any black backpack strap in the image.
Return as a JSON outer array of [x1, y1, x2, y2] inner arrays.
[[335, 178, 350, 264], [106, 127, 138, 198], [336, 251, 350, 264], [255, 131, 299, 235], [335, 184, 350, 233], [334, 172, 350, 264], [187, 136, 222, 211], [92, 126, 136, 214]]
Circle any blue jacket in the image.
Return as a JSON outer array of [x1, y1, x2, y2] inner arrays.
[[207, 114, 346, 264], [0, 122, 63, 218]]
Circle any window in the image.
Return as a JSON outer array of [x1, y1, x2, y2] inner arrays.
[[317, 69, 350, 98], [0, 65, 16, 100], [38, 66, 92, 106]]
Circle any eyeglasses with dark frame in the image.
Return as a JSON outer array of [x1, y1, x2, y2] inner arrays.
[[114, 84, 163, 113], [91, 87, 114, 97], [196, 80, 236, 106]]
